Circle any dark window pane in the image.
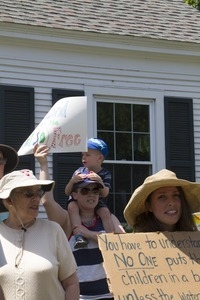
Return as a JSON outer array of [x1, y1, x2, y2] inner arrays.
[[114, 164, 132, 192], [115, 103, 131, 131], [116, 133, 132, 160], [134, 133, 150, 161], [105, 163, 152, 223], [97, 102, 113, 130], [133, 104, 149, 132], [97, 132, 114, 160], [132, 164, 152, 189], [109, 193, 131, 223]]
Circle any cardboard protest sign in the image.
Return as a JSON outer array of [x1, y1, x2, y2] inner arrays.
[[18, 96, 88, 155], [98, 232, 200, 300]]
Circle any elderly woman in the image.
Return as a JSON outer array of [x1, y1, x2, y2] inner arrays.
[[0, 169, 79, 300], [124, 169, 200, 232]]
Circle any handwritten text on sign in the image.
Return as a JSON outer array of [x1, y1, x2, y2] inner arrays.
[[98, 232, 200, 300]]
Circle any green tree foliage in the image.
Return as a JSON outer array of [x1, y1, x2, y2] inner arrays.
[[185, 0, 200, 10]]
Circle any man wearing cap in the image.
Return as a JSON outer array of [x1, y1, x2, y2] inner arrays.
[[65, 138, 114, 249]]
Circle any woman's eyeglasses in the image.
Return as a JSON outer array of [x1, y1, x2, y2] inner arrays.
[[0, 158, 7, 165], [16, 189, 45, 199], [79, 187, 100, 196]]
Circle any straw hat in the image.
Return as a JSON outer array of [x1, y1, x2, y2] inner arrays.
[[124, 169, 200, 228], [0, 144, 19, 174]]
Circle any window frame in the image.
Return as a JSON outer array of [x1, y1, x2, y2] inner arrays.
[[93, 95, 155, 165], [92, 95, 156, 222]]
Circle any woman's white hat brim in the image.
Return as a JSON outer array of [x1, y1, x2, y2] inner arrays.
[[124, 169, 200, 228], [0, 169, 54, 200]]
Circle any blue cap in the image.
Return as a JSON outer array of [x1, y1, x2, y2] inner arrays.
[[87, 138, 108, 158]]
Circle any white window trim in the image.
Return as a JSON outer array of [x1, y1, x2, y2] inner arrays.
[[85, 86, 165, 173]]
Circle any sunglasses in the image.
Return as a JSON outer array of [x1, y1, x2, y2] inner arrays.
[[16, 189, 45, 199], [79, 187, 100, 195], [0, 158, 7, 165]]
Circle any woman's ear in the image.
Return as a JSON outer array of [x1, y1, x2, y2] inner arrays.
[[99, 153, 104, 162], [3, 197, 13, 209], [145, 201, 152, 212]]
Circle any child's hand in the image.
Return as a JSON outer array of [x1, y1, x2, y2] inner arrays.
[[87, 171, 102, 183], [72, 172, 87, 184]]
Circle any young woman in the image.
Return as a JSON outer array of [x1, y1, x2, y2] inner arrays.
[[124, 169, 200, 232]]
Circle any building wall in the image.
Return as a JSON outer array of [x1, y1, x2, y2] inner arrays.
[[0, 34, 200, 182]]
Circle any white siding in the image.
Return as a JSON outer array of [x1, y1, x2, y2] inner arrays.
[[1, 33, 200, 181]]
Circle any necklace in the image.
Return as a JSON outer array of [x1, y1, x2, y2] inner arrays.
[[82, 218, 96, 227], [4, 218, 36, 231], [4, 218, 36, 268]]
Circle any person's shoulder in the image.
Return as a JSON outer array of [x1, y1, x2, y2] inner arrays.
[[36, 218, 61, 230], [99, 167, 111, 175]]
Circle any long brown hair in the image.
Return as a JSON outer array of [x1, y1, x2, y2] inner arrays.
[[134, 187, 197, 232]]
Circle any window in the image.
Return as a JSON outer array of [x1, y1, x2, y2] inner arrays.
[[97, 102, 150, 161], [96, 98, 152, 223]]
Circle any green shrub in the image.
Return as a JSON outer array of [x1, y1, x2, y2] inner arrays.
[[185, 0, 200, 10]]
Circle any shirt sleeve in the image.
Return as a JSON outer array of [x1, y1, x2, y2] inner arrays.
[[100, 168, 111, 190], [55, 223, 77, 281]]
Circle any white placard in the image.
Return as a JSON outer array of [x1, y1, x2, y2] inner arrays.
[[18, 96, 88, 155]]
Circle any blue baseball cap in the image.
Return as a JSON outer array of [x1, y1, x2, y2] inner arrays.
[[87, 138, 108, 158]]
